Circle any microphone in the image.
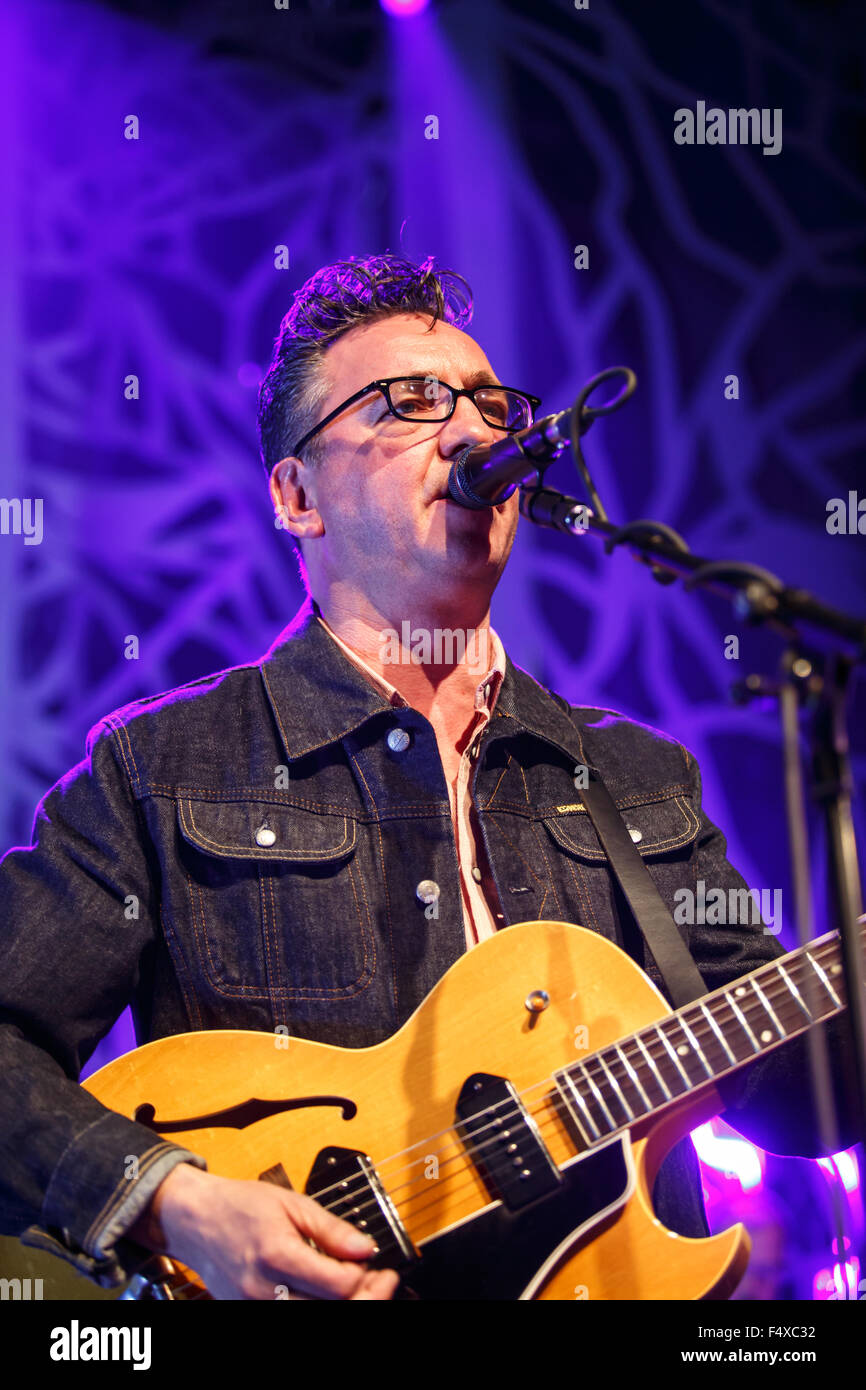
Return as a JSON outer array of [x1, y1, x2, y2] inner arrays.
[[446, 410, 571, 509]]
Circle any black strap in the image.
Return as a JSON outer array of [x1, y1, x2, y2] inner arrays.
[[578, 771, 707, 1006]]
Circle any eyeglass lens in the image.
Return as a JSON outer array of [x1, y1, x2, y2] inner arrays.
[[388, 378, 531, 429]]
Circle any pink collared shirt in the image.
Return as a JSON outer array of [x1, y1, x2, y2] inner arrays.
[[316, 614, 507, 949]]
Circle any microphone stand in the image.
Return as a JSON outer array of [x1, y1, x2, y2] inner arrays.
[[519, 368, 866, 1249]]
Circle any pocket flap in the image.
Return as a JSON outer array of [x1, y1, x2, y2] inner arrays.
[[177, 799, 356, 863], [543, 793, 699, 861]]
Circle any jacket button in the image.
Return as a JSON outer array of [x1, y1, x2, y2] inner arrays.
[[626, 824, 642, 843], [387, 727, 411, 753], [416, 879, 440, 905], [255, 824, 276, 847]]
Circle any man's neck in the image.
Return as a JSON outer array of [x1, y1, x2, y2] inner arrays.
[[312, 592, 498, 726]]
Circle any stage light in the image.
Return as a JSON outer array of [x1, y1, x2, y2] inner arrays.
[[381, 0, 430, 16], [817, 1150, 861, 1194], [691, 1121, 764, 1191]]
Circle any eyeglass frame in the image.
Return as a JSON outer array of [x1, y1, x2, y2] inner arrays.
[[290, 376, 542, 458]]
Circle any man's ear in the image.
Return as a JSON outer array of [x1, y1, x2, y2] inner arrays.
[[269, 456, 325, 540]]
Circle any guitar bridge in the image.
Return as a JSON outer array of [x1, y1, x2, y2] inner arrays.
[[305, 1146, 418, 1271]]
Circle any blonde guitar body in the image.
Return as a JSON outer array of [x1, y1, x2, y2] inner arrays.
[[78, 919, 750, 1300]]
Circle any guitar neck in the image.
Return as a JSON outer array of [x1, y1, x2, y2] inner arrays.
[[553, 926, 857, 1149]]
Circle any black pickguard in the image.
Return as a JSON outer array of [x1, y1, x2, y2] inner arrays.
[[403, 1139, 631, 1300]]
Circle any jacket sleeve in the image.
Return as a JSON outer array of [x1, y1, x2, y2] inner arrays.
[[678, 746, 859, 1159], [0, 714, 207, 1289]]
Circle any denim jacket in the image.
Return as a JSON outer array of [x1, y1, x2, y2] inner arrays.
[[0, 595, 856, 1290]]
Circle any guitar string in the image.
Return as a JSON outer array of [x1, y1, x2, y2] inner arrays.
[[154, 935, 851, 1296], [316, 954, 849, 1233], [286, 942, 846, 1213], [280, 938, 847, 1214], [290, 986, 837, 1226]]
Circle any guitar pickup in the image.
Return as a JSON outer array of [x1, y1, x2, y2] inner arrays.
[[456, 1072, 561, 1212], [305, 1146, 418, 1271]]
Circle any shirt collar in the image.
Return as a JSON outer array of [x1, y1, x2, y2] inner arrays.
[[258, 594, 590, 768], [314, 609, 506, 717]]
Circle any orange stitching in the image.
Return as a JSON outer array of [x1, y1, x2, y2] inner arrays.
[[350, 751, 398, 1014], [158, 900, 203, 1029], [187, 873, 266, 998], [543, 795, 699, 860], [529, 820, 562, 917], [180, 800, 355, 860], [483, 754, 512, 807], [84, 1141, 178, 1250]]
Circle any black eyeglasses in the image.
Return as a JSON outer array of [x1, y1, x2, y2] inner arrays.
[[291, 376, 542, 457]]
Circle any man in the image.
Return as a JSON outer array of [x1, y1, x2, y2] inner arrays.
[[0, 253, 856, 1301]]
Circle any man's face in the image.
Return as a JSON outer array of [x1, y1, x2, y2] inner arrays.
[[270, 313, 522, 617]]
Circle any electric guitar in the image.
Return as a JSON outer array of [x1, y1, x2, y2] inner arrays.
[[76, 917, 856, 1300]]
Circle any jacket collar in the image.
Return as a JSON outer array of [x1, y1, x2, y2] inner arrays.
[[259, 595, 592, 770]]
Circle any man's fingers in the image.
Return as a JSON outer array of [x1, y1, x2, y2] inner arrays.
[[350, 1268, 401, 1301], [262, 1234, 372, 1300], [287, 1190, 378, 1262]]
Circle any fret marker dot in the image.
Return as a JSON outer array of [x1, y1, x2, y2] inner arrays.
[[760, 1029, 773, 1043], [676, 1044, 690, 1057], [831, 965, 841, 975], [735, 987, 747, 997]]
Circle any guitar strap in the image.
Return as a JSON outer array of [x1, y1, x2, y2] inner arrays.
[[549, 696, 708, 1007], [578, 772, 708, 1007]]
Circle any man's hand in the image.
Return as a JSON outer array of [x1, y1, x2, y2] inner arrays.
[[127, 1161, 401, 1300]]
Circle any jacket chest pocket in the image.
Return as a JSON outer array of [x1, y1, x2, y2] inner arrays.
[[172, 798, 375, 1001], [532, 792, 701, 942], [542, 792, 700, 862]]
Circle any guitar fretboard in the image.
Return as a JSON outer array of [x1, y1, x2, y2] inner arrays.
[[553, 928, 855, 1148]]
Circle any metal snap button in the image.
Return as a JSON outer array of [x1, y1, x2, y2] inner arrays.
[[625, 824, 642, 844], [386, 727, 411, 753], [415, 879, 440, 904], [255, 823, 276, 847]]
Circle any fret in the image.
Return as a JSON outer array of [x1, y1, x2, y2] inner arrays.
[[593, 1051, 636, 1123], [774, 960, 812, 1023], [576, 1060, 618, 1132], [722, 989, 761, 1055], [633, 1033, 673, 1103], [653, 1024, 695, 1092], [656, 1017, 711, 1087], [679, 1011, 723, 1076], [549, 934, 852, 1157], [749, 977, 786, 1042], [554, 1071, 600, 1146], [699, 1001, 738, 1068], [614, 1042, 653, 1112], [805, 949, 842, 1009]]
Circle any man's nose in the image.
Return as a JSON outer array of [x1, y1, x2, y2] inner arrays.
[[438, 394, 500, 457]]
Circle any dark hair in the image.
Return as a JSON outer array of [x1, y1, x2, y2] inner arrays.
[[256, 252, 474, 476]]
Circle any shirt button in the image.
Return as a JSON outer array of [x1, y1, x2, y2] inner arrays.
[[415, 879, 440, 905], [255, 824, 276, 847], [387, 727, 411, 753], [471, 866, 483, 883], [625, 824, 642, 844]]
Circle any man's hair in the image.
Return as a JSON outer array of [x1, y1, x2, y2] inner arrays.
[[256, 252, 474, 477]]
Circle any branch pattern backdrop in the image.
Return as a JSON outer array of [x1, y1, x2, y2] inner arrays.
[[1, 0, 865, 1298]]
